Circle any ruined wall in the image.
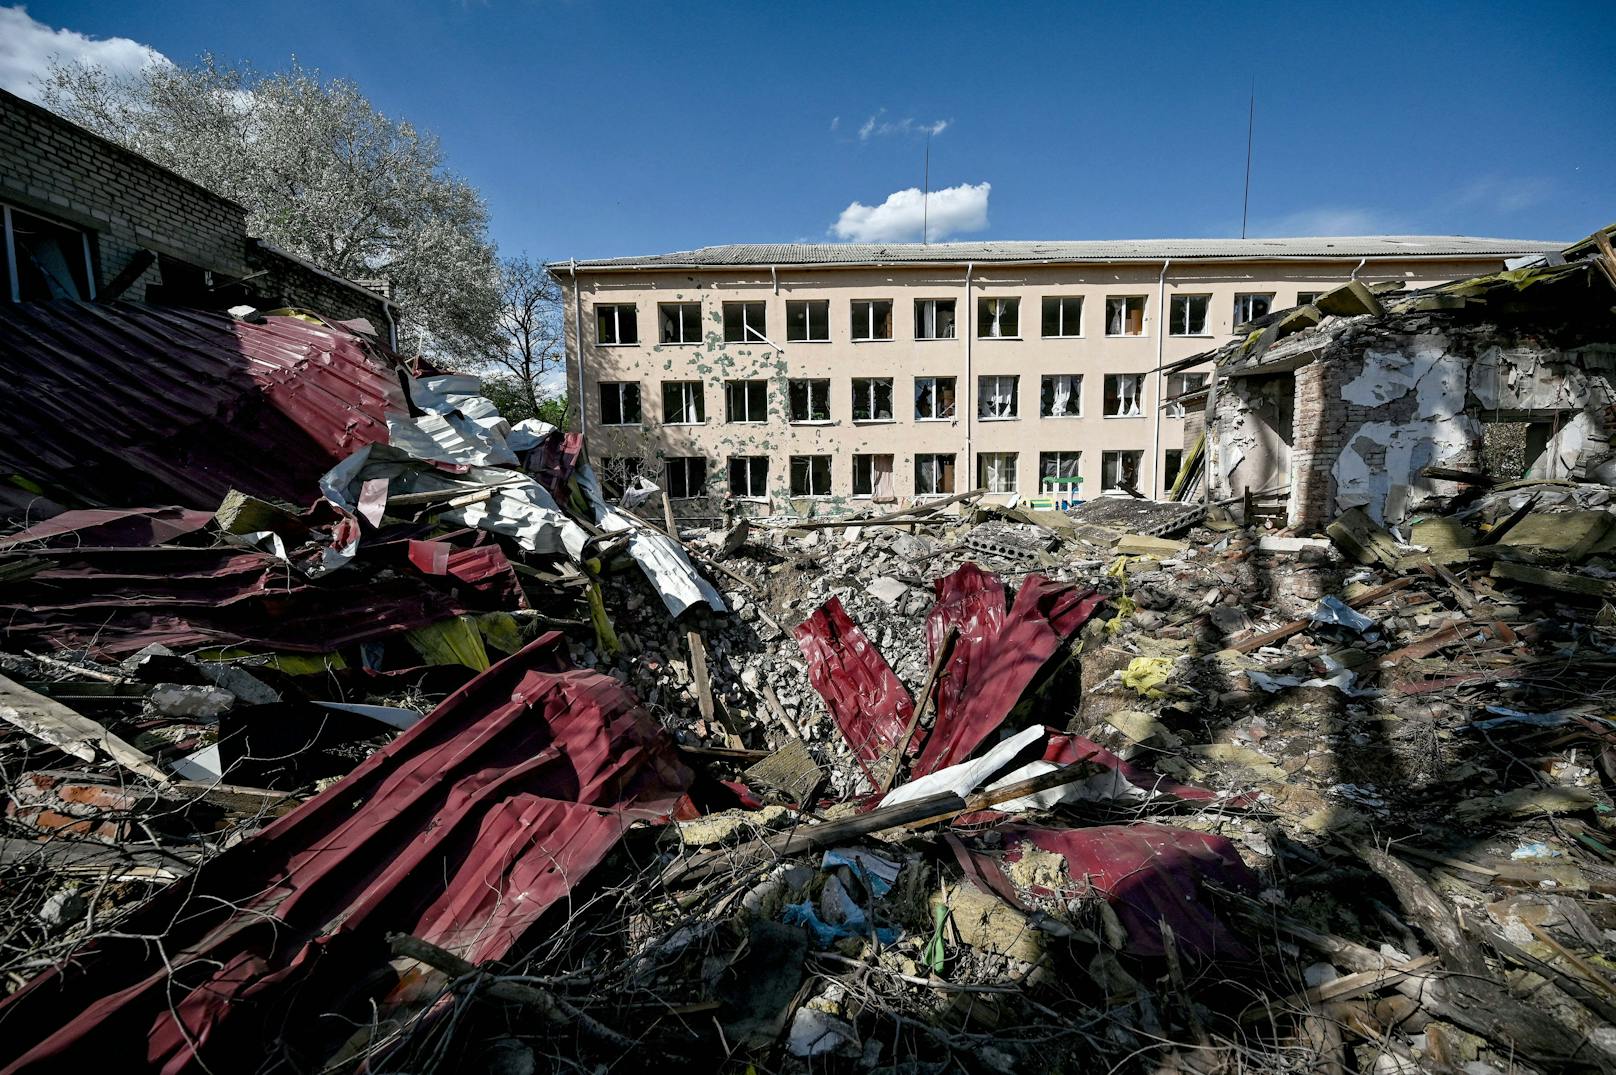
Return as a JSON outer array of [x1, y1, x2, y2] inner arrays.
[[244, 241, 394, 338], [1283, 323, 1616, 528]]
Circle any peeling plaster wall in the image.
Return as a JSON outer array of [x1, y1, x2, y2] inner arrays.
[[1211, 374, 1294, 503], [1244, 323, 1616, 529]]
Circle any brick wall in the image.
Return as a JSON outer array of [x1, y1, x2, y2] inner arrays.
[[0, 90, 248, 296], [244, 241, 394, 339]]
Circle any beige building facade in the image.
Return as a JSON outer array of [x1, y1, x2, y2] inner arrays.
[[549, 238, 1559, 518]]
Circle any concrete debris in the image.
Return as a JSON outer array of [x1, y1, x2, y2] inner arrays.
[[3, 230, 1616, 1074]]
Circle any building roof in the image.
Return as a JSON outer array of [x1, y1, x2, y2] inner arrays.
[[550, 236, 1566, 273]]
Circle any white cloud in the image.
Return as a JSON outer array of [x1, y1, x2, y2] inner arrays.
[[0, 6, 168, 104], [831, 182, 990, 243], [829, 115, 839, 132], [1452, 175, 1554, 216], [856, 108, 949, 142]]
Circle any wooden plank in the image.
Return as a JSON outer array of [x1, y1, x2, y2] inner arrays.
[[1230, 577, 1415, 654], [0, 673, 168, 783], [1491, 560, 1615, 597]]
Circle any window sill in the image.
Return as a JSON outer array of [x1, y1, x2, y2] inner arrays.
[[1041, 335, 1085, 340], [733, 495, 769, 503], [1104, 334, 1148, 339], [596, 341, 641, 348], [657, 341, 703, 347], [976, 336, 1023, 341], [1169, 333, 1213, 339], [663, 421, 707, 427], [852, 418, 897, 425], [1102, 414, 1145, 420], [726, 419, 769, 425], [914, 492, 957, 499], [789, 419, 833, 426], [915, 336, 958, 342], [790, 493, 834, 500], [915, 416, 957, 423], [785, 338, 830, 345], [851, 337, 894, 344], [978, 415, 1020, 422]]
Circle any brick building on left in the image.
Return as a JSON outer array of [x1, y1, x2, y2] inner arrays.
[[0, 88, 397, 338]]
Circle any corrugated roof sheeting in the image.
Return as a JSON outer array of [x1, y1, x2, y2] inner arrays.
[[552, 236, 1565, 271], [0, 632, 695, 1073], [0, 302, 402, 509]]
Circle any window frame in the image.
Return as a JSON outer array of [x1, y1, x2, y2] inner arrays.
[[977, 452, 1019, 494], [977, 374, 1020, 420], [914, 376, 958, 421], [1104, 295, 1147, 337], [1040, 296, 1083, 338], [914, 298, 957, 340], [915, 453, 957, 496], [851, 377, 895, 422], [1100, 450, 1143, 494], [785, 299, 830, 343], [661, 380, 706, 425], [787, 377, 832, 423], [1165, 372, 1209, 419], [727, 455, 769, 499], [1038, 451, 1082, 492], [789, 454, 833, 497], [1296, 291, 1321, 306], [1040, 374, 1083, 418], [657, 302, 704, 345], [1168, 294, 1212, 337], [598, 381, 642, 426], [594, 303, 639, 346], [850, 299, 894, 342], [4, 203, 96, 302], [724, 378, 768, 423], [1233, 292, 1274, 325], [1163, 449, 1185, 491], [977, 296, 1020, 339], [1103, 373, 1145, 418], [721, 301, 768, 344], [851, 453, 895, 498], [665, 456, 708, 500]]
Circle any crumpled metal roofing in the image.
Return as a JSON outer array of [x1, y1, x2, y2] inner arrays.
[[553, 236, 1564, 271], [0, 301, 402, 509], [794, 595, 915, 784], [0, 632, 695, 1072]]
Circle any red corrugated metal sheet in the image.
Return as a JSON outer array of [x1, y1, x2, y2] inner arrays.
[[0, 632, 694, 1073], [0, 302, 402, 509], [0, 507, 214, 549], [913, 571, 1104, 776], [793, 596, 915, 783], [1005, 824, 1257, 961], [922, 563, 1007, 766]]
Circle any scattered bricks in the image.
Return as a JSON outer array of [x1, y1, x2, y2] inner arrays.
[[6, 770, 147, 844]]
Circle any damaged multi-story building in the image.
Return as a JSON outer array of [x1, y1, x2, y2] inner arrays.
[[0, 89, 397, 338], [549, 237, 1561, 519], [1186, 224, 1616, 528]]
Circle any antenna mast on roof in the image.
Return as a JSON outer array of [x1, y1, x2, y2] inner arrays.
[[1241, 81, 1255, 239], [922, 131, 931, 244]]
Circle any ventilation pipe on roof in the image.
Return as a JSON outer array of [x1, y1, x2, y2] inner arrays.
[[570, 258, 587, 439], [1150, 258, 1171, 498]]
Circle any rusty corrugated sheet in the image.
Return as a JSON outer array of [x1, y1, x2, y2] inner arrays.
[[793, 596, 915, 783], [0, 632, 694, 1073], [0, 302, 402, 509], [0, 507, 214, 549]]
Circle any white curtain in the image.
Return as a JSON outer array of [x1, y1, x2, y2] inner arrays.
[[1120, 376, 1140, 417], [873, 455, 894, 498], [1052, 375, 1072, 417]]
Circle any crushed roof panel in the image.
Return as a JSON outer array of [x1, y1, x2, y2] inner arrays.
[[550, 236, 1566, 272]]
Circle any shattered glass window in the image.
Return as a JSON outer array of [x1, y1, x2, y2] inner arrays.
[[789, 454, 832, 496], [665, 456, 708, 498], [661, 381, 705, 424], [788, 378, 831, 421], [657, 302, 703, 344], [595, 304, 639, 345], [1169, 294, 1211, 336], [786, 300, 830, 342], [728, 456, 769, 498], [598, 381, 642, 425], [722, 302, 767, 344], [1105, 296, 1145, 336], [915, 453, 956, 495], [1041, 296, 1083, 337], [852, 378, 894, 421], [914, 299, 956, 339], [1234, 293, 1273, 325], [851, 300, 893, 340], [914, 376, 956, 420]]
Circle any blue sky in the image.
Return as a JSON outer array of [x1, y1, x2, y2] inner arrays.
[[4, 1, 1613, 260]]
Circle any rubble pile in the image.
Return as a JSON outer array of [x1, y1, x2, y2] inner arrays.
[[6, 286, 1616, 1073]]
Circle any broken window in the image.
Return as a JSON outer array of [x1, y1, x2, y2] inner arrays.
[[978, 374, 1019, 419], [852, 378, 894, 421], [1169, 294, 1211, 336], [595, 304, 638, 345], [1101, 450, 1142, 493], [725, 379, 767, 422], [786, 300, 830, 342], [1165, 372, 1208, 418], [853, 453, 895, 498], [658, 302, 703, 344], [722, 302, 767, 344], [665, 456, 708, 499], [1233, 293, 1273, 325], [1104, 373, 1144, 417], [915, 376, 957, 420], [851, 300, 893, 341], [728, 455, 769, 498], [1041, 296, 1083, 337], [661, 380, 705, 424], [915, 453, 956, 495], [1481, 414, 1562, 480], [5, 205, 93, 301], [788, 378, 831, 422], [978, 297, 1019, 338], [977, 452, 1018, 493], [1039, 451, 1081, 491], [914, 298, 956, 339], [789, 454, 831, 496], [1296, 291, 1321, 306], [1163, 449, 1184, 491], [1105, 296, 1146, 336], [598, 381, 642, 425], [1041, 374, 1082, 417]]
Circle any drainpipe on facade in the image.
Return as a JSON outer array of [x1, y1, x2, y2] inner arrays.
[[963, 262, 974, 494], [1350, 257, 1367, 281], [770, 265, 778, 295], [1150, 258, 1172, 498], [570, 259, 587, 438], [380, 303, 398, 350]]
